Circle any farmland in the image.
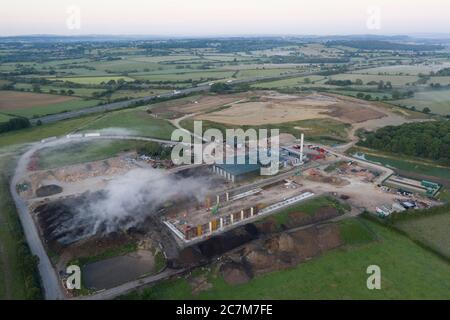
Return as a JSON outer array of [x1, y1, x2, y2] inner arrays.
[[0, 91, 101, 118], [393, 89, 450, 115], [394, 212, 450, 259]]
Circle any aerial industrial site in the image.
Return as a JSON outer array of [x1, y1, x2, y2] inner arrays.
[[0, 1, 449, 304]]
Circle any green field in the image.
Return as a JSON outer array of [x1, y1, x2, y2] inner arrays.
[[80, 109, 176, 140], [0, 114, 100, 148], [258, 196, 350, 230], [394, 212, 450, 259], [362, 153, 450, 180], [13, 83, 107, 99], [0, 113, 14, 123], [122, 217, 450, 300], [37, 139, 146, 169], [5, 99, 101, 118], [393, 89, 450, 115], [251, 75, 326, 89], [180, 117, 350, 144]]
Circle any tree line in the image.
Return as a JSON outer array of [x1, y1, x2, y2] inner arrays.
[[358, 121, 450, 165]]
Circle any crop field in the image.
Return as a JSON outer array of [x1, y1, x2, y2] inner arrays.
[[393, 89, 450, 115], [80, 109, 176, 140], [428, 76, 450, 85], [394, 212, 450, 259], [0, 90, 77, 110], [123, 217, 450, 300]]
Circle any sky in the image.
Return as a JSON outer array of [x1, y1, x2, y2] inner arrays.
[[1, 0, 450, 37]]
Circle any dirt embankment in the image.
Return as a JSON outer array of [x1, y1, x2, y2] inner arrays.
[[219, 223, 343, 285]]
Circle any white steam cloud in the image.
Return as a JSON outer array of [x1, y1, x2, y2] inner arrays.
[[55, 168, 214, 245]]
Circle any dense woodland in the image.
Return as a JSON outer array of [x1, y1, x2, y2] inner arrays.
[[359, 121, 450, 165]]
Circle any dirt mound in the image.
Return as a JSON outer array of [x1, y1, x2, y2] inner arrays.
[[220, 261, 251, 285], [35, 184, 63, 197], [243, 223, 343, 276], [189, 275, 213, 295], [317, 224, 343, 251]]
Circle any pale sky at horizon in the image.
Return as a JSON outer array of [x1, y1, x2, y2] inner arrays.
[[1, 0, 450, 37]]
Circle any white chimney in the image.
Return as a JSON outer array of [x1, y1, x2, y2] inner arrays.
[[300, 133, 304, 163]]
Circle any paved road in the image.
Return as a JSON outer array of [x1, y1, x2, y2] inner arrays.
[[10, 142, 65, 300]]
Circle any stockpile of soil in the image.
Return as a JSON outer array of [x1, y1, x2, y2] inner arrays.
[[243, 223, 343, 276], [35, 184, 63, 197], [220, 260, 251, 285]]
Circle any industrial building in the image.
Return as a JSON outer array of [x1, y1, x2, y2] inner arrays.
[[212, 161, 261, 182]]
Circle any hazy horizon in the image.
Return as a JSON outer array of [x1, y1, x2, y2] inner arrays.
[[1, 0, 450, 37]]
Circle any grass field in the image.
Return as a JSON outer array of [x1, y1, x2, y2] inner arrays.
[[0, 113, 14, 123], [393, 89, 450, 115], [251, 75, 326, 89], [0, 114, 100, 148], [80, 109, 176, 140], [5, 99, 101, 119], [394, 212, 450, 259], [37, 139, 147, 169], [122, 217, 450, 300], [258, 196, 350, 230], [181, 118, 350, 144], [13, 83, 107, 99], [362, 153, 450, 180]]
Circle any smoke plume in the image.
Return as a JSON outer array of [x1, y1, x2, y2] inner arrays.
[[54, 168, 214, 245]]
